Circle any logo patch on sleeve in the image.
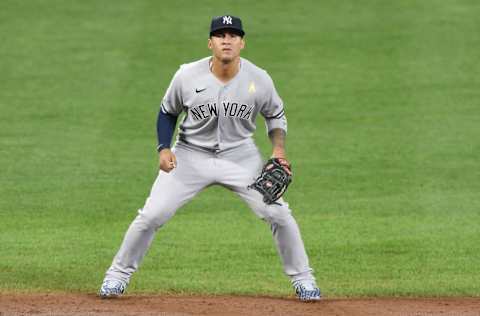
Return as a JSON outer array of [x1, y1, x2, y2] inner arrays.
[[248, 82, 256, 94]]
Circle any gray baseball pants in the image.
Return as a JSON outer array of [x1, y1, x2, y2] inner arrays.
[[105, 141, 314, 284]]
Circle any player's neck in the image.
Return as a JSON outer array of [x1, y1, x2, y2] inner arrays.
[[210, 57, 240, 83]]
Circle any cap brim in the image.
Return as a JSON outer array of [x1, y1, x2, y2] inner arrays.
[[210, 27, 245, 37]]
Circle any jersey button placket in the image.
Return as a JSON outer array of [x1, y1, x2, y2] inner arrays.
[[217, 85, 226, 151]]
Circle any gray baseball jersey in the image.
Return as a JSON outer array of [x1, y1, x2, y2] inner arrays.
[[161, 57, 287, 151]]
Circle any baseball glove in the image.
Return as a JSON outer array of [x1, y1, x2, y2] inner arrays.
[[248, 158, 292, 205]]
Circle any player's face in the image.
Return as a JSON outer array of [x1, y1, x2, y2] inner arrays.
[[208, 30, 245, 63]]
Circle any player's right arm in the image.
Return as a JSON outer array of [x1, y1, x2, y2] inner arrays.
[[157, 108, 178, 172], [156, 67, 184, 173]]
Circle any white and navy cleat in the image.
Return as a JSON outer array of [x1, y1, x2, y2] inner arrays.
[[98, 279, 127, 298], [293, 279, 321, 302]]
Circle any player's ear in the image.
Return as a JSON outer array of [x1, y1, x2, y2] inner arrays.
[[240, 37, 245, 50], [208, 38, 213, 50]]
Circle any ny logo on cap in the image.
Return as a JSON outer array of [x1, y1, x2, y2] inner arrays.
[[223, 16, 233, 25]]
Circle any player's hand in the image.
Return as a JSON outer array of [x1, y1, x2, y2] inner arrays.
[[159, 148, 177, 173], [271, 147, 286, 160], [271, 148, 292, 176]]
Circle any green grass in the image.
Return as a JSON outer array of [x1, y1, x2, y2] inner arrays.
[[1, 0, 479, 297]]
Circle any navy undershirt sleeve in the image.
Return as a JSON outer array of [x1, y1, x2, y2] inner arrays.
[[156, 107, 178, 151]]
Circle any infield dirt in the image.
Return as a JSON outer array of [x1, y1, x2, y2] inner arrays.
[[1, 293, 479, 316]]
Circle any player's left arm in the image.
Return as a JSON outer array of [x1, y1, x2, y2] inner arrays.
[[269, 128, 286, 159], [269, 127, 292, 176], [260, 72, 288, 160]]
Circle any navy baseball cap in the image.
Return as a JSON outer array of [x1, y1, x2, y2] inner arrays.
[[210, 15, 245, 37]]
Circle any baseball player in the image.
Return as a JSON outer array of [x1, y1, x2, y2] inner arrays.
[[99, 15, 321, 302]]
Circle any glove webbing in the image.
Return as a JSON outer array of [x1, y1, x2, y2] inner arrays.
[[248, 158, 292, 205]]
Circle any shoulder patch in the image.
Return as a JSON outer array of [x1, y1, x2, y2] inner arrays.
[[248, 81, 256, 94]]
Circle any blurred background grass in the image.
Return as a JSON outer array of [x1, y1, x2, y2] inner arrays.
[[1, 0, 479, 297]]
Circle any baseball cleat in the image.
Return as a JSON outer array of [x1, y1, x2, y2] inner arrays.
[[98, 279, 127, 298], [293, 279, 321, 302]]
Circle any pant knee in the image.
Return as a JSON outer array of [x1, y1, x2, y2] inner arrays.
[[254, 201, 293, 226], [267, 211, 294, 226], [136, 207, 176, 231]]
